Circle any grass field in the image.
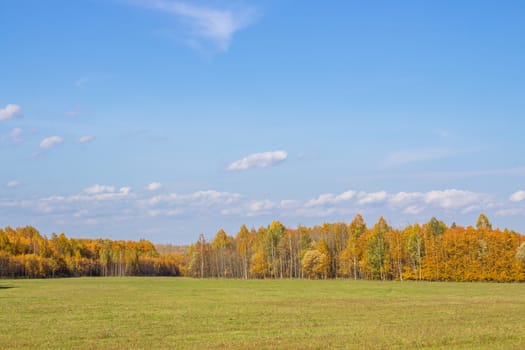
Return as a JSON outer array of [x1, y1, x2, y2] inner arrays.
[[1, 278, 524, 349]]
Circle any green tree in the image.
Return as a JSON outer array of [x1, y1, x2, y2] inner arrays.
[[367, 217, 390, 280], [476, 213, 492, 231], [427, 217, 446, 236]]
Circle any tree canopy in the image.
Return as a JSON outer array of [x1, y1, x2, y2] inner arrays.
[[1, 214, 524, 282]]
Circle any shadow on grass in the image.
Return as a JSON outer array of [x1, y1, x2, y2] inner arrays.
[[0, 285, 15, 290]]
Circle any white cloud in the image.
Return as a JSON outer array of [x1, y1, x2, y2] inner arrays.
[[496, 208, 525, 216], [357, 191, 388, 205], [280, 189, 492, 218], [146, 193, 177, 206], [83, 184, 115, 195], [146, 182, 163, 191], [389, 191, 423, 205], [0, 104, 22, 121], [279, 200, 301, 209], [2, 184, 516, 239], [6, 180, 20, 188], [146, 190, 241, 207], [56, 185, 133, 202], [40, 136, 64, 149], [305, 191, 356, 207], [120, 187, 131, 196], [228, 150, 287, 171], [220, 199, 275, 217], [336, 191, 357, 201], [423, 189, 481, 209], [186, 190, 241, 205], [144, 0, 258, 51], [305, 194, 337, 207], [78, 135, 96, 144], [246, 200, 275, 216], [510, 190, 525, 202]]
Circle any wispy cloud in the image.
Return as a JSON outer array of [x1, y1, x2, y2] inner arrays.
[[387, 189, 486, 212], [357, 191, 389, 205], [0, 186, 494, 219], [0, 104, 22, 121], [218, 188, 497, 223], [305, 191, 356, 207], [146, 182, 163, 191], [246, 200, 275, 216], [3, 184, 524, 239], [145, 190, 241, 207], [32, 185, 132, 216], [78, 135, 96, 144], [221, 199, 276, 217], [228, 150, 287, 171], [422, 189, 482, 210], [496, 208, 525, 217], [138, 0, 258, 51], [83, 184, 118, 195], [79, 185, 132, 200], [40, 136, 64, 149], [1, 128, 23, 144], [275, 189, 492, 219], [389, 191, 423, 206], [6, 180, 20, 188]]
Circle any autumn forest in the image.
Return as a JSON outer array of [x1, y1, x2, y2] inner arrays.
[[1, 214, 525, 282]]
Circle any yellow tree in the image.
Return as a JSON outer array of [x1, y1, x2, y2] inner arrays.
[[265, 221, 286, 278], [301, 242, 329, 280], [387, 229, 404, 280], [421, 217, 447, 281], [211, 229, 233, 277], [250, 248, 269, 278], [340, 214, 367, 279], [236, 225, 252, 279]]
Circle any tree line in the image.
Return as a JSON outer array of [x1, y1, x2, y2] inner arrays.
[[0, 226, 183, 278], [185, 214, 525, 282], [2, 214, 525, 281]]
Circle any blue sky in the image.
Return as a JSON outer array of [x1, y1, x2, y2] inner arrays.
[[1, 0, 525, 243]]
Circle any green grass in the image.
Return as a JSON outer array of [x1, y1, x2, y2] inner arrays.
[[1, 278, 524, 349]]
